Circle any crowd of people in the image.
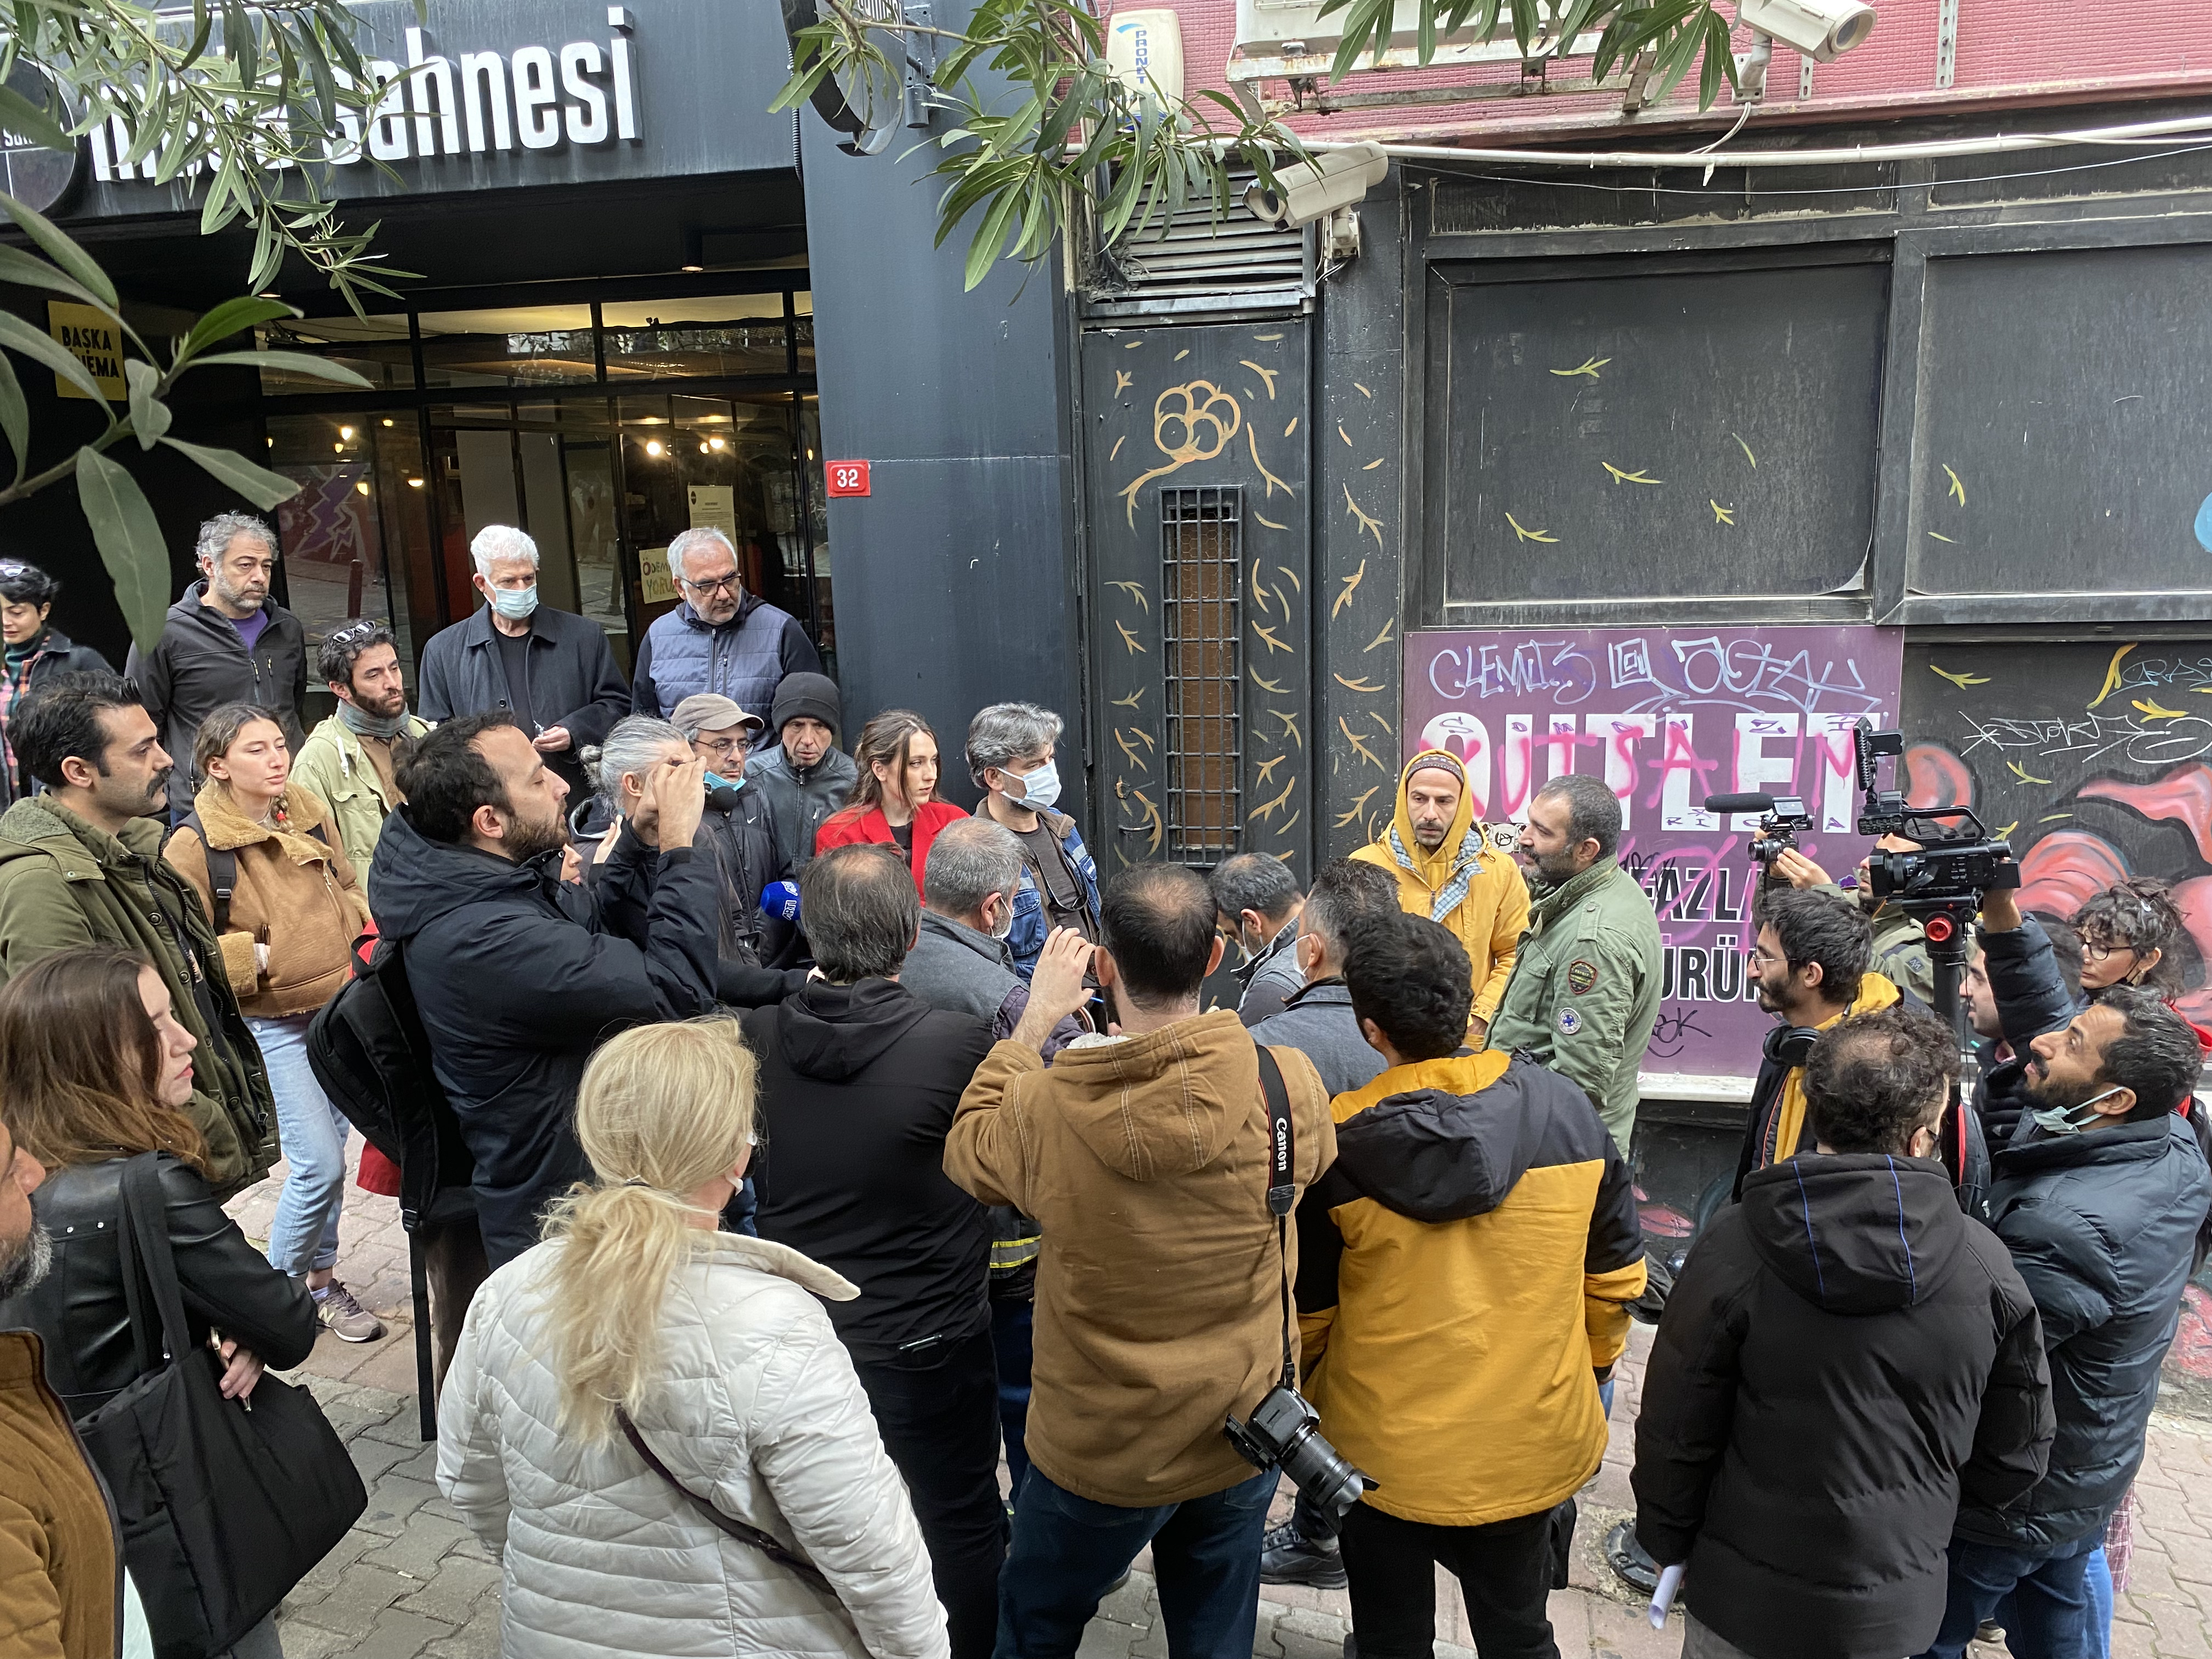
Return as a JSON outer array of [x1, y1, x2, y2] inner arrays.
[[0, 514, 2207, 1659]]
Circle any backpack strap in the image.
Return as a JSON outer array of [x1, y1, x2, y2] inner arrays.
[[170, 810, 239, 935]]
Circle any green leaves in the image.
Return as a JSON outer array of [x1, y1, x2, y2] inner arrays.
[[0, 79, 72, 152], [124, 360, 171, 450], [0, 308, 108, 405], [75, 448, 171, 657], [0, 191, 119, 311], [178, 297, 298, 366], [160, 436, 303, 510]]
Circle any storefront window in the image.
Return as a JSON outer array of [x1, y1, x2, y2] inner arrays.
[[263, 411, 432, 703], [799, 396, 832, 667], [419, 306, 598, 389], [794, 292, 815, 376], [256, 315, 415, 394], [602, 295, 791, 381]]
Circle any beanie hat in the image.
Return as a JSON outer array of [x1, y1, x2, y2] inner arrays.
[[771, 672, 842, 740]]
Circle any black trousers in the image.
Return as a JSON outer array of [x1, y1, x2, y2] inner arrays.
[[850, 1325, 1008, 1659], [1339, 1501, 1559, 1659]]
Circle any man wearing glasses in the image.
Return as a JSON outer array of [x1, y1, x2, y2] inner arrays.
[[631, 526, 822, 724], [668, 692, 798, 987]]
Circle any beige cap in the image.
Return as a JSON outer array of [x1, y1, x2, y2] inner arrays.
[[669, 692, 765, 738]]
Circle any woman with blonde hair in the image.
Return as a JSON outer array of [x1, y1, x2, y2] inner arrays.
[[813, 708, 964, 895], [165, 701, 382, 1343], [436, 1018, 949, 1659]]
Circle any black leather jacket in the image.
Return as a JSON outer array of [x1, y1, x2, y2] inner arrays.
[[0, 1154, 317, 1421]]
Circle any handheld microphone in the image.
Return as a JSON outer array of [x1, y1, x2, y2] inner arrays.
[[1704, 792, 1779, 816]]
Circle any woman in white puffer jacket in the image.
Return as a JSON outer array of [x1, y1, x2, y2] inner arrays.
[[436, 1016, 950, 1659]]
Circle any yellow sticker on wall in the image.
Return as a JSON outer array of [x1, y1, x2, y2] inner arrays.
[[47, 302, 127, 401]]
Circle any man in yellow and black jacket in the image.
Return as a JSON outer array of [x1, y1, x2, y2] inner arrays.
[[1285, 910, 1646, 1656]]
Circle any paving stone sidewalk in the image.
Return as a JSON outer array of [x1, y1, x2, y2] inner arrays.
[[236, 1159, 2212, 1658]]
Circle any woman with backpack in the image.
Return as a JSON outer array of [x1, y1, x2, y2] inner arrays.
[[0, 944, 319, 1658], [165, 702, 383, 1344], [438, 1016, 949, 1659]]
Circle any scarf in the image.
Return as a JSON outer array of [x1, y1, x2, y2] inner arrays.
[[337, 701, 409, 741], [1762, 972, 1904, 1167], [1387, 824, 1485, 922], [0, 632, 49, 791]]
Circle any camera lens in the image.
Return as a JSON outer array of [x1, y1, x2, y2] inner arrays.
[[1280, 1421, 1374, 1519]]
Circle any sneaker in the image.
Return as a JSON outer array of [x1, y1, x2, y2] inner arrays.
[[312, 1281, 387, 1343], [1974, 1620, 2006, 1646], [1260, 1519, 1347, 1590]]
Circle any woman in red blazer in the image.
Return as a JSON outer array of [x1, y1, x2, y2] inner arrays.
[[813, 708, 968, 893]]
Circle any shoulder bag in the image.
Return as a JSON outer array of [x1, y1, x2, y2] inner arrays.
[[73, 1154, 368, 1659], [616, 1408, 844, 1604]]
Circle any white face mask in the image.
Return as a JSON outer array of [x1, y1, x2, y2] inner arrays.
[[987, 894, 1015, 941]]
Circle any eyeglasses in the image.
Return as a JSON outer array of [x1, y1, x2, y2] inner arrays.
[[681, 573, 742, 596], [697, 735, 751, 758], [326, 620, 382, 647], [2075, 930, 2135, 965]]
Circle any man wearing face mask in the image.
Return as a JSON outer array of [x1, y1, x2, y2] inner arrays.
[[1918, 986, 2210, 1659], [968, 702, 1100, 981], [1210, 854, 1306, 1028], [416, 524, 631, 805]]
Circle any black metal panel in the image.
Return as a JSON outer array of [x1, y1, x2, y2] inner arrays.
[[1420, 252, 1889, 619], [800, 3, 1080, 805], [1316, 189, 1409, 862], [1080, 321, 1312, 879], [1903, 239, 2212, 603]]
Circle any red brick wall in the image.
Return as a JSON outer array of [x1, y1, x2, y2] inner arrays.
[[1134, 0, 2212, 143]]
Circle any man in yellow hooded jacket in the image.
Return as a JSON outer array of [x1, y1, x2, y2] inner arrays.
[[1293, 909, 1646, 1655], [1351, 749, 1527, 1031]]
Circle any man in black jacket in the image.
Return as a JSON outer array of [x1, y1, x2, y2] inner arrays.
[[1249, 858, 1404, 1104], [1635, 1006, 2053, 1659], [416, 525, 631, 804], [1920, 986, 2212, 1659], [124, 512, 307, 819], [369, 711, 720, 1269], [668, 692, 786, 968], [1971, 882, 2096, 1149], [745, 843, 1001, 1659]]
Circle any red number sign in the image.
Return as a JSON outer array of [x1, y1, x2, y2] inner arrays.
[[825, 460, 871, 497]]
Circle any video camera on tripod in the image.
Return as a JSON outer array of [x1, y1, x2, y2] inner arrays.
[[1849, 723, 2019, 911]]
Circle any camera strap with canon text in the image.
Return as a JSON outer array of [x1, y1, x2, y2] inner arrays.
[[1256, 1046, 1297, 1390]]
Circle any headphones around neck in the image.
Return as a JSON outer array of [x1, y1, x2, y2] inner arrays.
[[1763, 1022, 1822, 1072]]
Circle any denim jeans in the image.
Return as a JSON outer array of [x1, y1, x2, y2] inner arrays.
[[2085, 1547, 2113, 1659], [991, 1297, 1035, 1502], [1917, 1534, 2099, 1659], [997, 1465, 1274, 1659], [251, 1013, 351, 1278]]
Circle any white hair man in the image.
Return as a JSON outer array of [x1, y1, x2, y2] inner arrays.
[[415, 523, 631, 800], [630, 525, 822, 721], [124, 511, 308, 817]]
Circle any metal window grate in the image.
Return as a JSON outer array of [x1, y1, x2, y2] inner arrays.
[[1161, 487, 1243, 858]]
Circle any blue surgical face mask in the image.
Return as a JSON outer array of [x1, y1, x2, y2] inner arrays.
[[1010, 757, 1061, 811], [490, 584, 538, 621], [703, 770, 744, 792], [2029, 1084, 2122, 1137]]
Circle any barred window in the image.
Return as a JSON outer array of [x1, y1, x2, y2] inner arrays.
[[1161, 486, 1242, 858]]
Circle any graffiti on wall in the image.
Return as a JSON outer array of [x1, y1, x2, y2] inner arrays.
[[1404, 624, 1905, 1077], [1901, 640, 2212, 1023]]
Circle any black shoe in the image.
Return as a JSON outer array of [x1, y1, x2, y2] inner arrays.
[[1604, 1520, 1660, 1594], [1105, 1570, 1131, 1596], [1261, 1519, 1347, 1590]]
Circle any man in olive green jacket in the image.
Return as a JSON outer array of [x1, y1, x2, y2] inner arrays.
[[1484, 775, 1661, 1158], [0, 673, 276, 1198], [290, 621, 431, 907]]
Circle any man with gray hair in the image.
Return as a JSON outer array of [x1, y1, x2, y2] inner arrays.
[[1248, 858, 1398, 1099], [1210, 852, 1306, 1027], [968, 700, 1099, 980], [126, 511, 307, 817], [743, 842, 1005, 1658], [417, 523, 630, 802], [630, 526, 821, 721], [1485, 772, 1663, 1156]]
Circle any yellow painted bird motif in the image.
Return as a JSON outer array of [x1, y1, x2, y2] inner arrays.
[[1928, 532, 1957, 544], [1339, 717, 1383, 771], [1250, 672, 1289, 694], [1710, 501, 1735, 525], [2133, 698, 2188, 721], [1114, 370, 1133, 395], [1106, 579, 1149, 612], [1334, 674, 1385, 692], [1254, 623, 1290, 654], [1249, 776, 1297, 822], [1943, 464, 1966, 505], [1929, 665, 1990, 689], [1272, 709, 1303, 748], [1549, 357, 1610, 379], [1602, 462, 1662, 485], [1994, 821, 2018, 840], [1110, 688, 1144, 709], [1333, 785, 1381, 827], [1113, 730, 1150, 771], [2006, 760, 2053, 785], [1115, 621, 1145, 654], [1255, 754, 1286, 787], [1506, 512, 1559, 544], [1732, 433, 1756, 468], [1333, 559, 1366, 618]]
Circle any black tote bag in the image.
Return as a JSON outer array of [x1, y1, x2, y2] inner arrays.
[[74, 1155, 368, 1659]]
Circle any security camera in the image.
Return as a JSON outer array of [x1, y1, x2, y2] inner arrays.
[[1243, 143, 1389, 231], [1735, 0, 1875, 61]]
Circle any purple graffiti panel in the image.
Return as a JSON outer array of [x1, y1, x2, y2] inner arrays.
[[1403, 625, 1906, 1078]]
